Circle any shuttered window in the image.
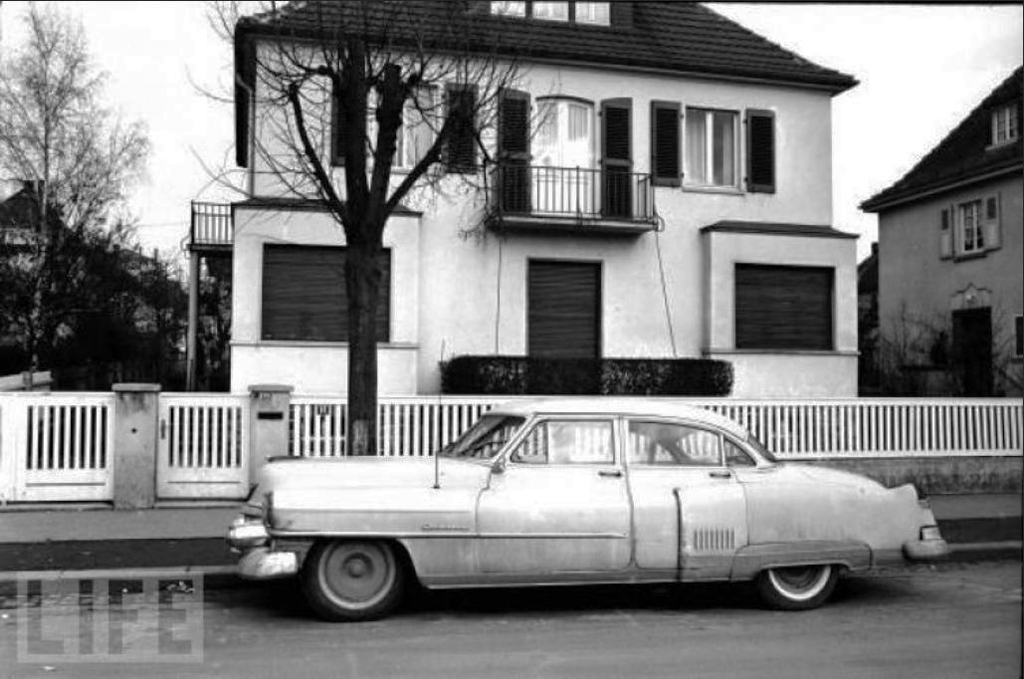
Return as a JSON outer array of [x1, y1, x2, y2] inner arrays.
[[601, 98, 632, 218], [528, 260, 601, 359], [735, 264, 832, 350], [262, 245, 391, 342], [445, 86, 477, 172], [745, 109, 775, 193], [498, 88, 531, 212], [651, 101, 681, 186]]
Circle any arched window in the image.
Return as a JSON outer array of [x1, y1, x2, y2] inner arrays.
[[535, 97, 595, 170]]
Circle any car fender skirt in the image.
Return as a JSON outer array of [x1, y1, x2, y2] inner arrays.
[[730, 541, 871, 581]]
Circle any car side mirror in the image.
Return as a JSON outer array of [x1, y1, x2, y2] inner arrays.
[[490, 457, 506, 475]]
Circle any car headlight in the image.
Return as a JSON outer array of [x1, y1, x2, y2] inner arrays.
[[920, 526, 942, 541]]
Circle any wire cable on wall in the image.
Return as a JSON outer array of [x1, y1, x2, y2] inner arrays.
[[653, 215, 678, 358]]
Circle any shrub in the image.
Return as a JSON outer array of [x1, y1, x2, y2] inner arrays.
[[441, 356, 732, 396]]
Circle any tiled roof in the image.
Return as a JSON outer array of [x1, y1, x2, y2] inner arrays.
[[700, 220, 858, 239], [861, 66, 1023, 212], [236, 1, 857, 93]]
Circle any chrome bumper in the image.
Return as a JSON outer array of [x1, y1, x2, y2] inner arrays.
[[238, 547, 299, 579], [903, 538, 950, 562], [227, 516, 270, 551]]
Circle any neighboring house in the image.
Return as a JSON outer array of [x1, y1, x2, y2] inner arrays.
[[861, 66, 1023, 396], [857, 242, 879, 393], [0, 180, 48, 252], [213, 1, 860, 397]]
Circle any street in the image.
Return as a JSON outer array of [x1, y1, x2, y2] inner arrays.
[[1, 561, 1020, 679]]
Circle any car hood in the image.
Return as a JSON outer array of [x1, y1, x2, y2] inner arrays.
[[255, 455, 492, 495]]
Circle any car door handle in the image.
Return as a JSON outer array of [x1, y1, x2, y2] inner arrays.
[[708, 470, 732, 479], [598, 469, 623, 478]]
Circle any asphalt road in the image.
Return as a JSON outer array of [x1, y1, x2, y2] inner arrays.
[[1, 561, 1020, 679]]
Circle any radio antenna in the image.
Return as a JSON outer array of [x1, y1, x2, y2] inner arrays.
[[433, 339, 446, 490]]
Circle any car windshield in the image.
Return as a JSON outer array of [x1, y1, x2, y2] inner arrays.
[[746, 433, 780, 464], [440, 415, 525, 459]]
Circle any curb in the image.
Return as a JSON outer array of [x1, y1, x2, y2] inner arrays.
[[0, 543, 1018, 594]]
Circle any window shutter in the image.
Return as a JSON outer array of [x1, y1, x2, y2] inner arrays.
[[498, 88, 531, 212], [735, 265, 833, 351], [745, 109, 775, 193], [983, 193, 1002, 250], [650, 101, 681, 187], [601, 98, 632, 218], [939, 208, 953, 259], [528, 261, 601, 359], [445, 85, 478, 172], [331, 83, 346, 167], [262, 245, 390, 342]]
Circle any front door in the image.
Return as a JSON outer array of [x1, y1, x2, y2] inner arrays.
[[476, 417, 631, 575], [624, 419, 748, 580], [953, 307, 993, 396]]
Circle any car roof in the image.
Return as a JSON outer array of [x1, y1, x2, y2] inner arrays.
[[486, 398, 749, 438]]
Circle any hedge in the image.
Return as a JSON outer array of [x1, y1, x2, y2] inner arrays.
[[441, 356, 733, 396]]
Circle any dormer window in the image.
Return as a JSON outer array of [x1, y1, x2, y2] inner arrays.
[[991, 103, 1019, 146], [491, 1, 526, 17], [533, 2, 569, 21], [575, 2, 610, 25], [489, 1, 610, 25]]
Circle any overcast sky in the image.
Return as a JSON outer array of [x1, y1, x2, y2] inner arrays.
[[1, 2, 1022, 263]]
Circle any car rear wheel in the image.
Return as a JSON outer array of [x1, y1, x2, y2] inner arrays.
[[756, 564, 838, 611], [301, 539, 404, 621]]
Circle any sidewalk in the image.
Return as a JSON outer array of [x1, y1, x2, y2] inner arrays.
[[0, 494, 1019, 584]]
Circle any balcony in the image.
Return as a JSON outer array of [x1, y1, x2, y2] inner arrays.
[[489, 164, 657, 235], [189, 201, 233, 253]]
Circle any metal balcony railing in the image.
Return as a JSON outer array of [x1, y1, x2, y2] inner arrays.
[[189, 201, 233, 249], [492, 164, 656, 224]]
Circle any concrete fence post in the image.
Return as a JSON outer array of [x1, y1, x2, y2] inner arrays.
[[248, 384, 293, 483], [111, 383, 161, 509]]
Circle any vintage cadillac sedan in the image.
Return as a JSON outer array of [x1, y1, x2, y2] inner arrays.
[[227, 399, 948, 621]]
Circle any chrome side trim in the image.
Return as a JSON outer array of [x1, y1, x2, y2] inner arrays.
[[268, 529, 629, 540]]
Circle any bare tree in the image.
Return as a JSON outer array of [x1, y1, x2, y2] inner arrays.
[[211, 1, 524, 455], [0, 2, 150, 370]]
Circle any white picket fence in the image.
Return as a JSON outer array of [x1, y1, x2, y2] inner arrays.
[[1, 394, 1021, 503], [288, 396, 1023, 460], [0, 392, 114, 502]]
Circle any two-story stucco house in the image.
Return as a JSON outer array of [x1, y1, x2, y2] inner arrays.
[[861, 66, 1023, 396], [210, 1, 860, 397]]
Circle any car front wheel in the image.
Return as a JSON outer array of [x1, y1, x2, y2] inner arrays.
[[756, 564, 838, 611], [301, 539, 405, 621]]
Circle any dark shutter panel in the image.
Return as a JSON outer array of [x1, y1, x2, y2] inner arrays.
[[528, 261, 601, 359], [601, 98, 632, 218], [735, 265, 833, 350], [498, 88, 531, 212], [745, 109, 775, 193], [331, 83, 346, 167], [651, 101, 681, 187], [262, 245, 390, 342], [609, 2, 633, 27], [445, 85, 477, 172]]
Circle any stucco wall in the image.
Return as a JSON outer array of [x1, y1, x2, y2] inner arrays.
[[237, 57, 856, 396], [876, 173, 1023, 393]]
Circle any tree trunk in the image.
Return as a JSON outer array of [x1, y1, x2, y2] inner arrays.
[[346, 239, 383, 456]]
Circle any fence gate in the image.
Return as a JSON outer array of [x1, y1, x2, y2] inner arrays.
[[156, 394, 249, 499]]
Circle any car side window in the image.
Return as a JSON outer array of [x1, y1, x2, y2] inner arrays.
[[724, 438, 756, 467], [510, 420, 614, 465], [627, 420, 723, 467]]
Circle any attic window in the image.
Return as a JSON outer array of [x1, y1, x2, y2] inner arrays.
[[491, 1, 526, 17], [991, 104, 1019, 146]]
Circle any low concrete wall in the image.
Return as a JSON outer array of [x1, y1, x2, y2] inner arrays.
[[804, 457, 1023, 495]]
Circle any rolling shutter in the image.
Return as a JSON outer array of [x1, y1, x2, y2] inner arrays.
[[735, 264, 832, 350], [331, 82, 346, 167], [262, 245, 390, 342], [651, 101, 681, 187], [745, 109, 775, 193], [528, 261, 601, 359], [498, 88, 531, 212], [445, 85, 477, 172], [601, 98, 632, 218]]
